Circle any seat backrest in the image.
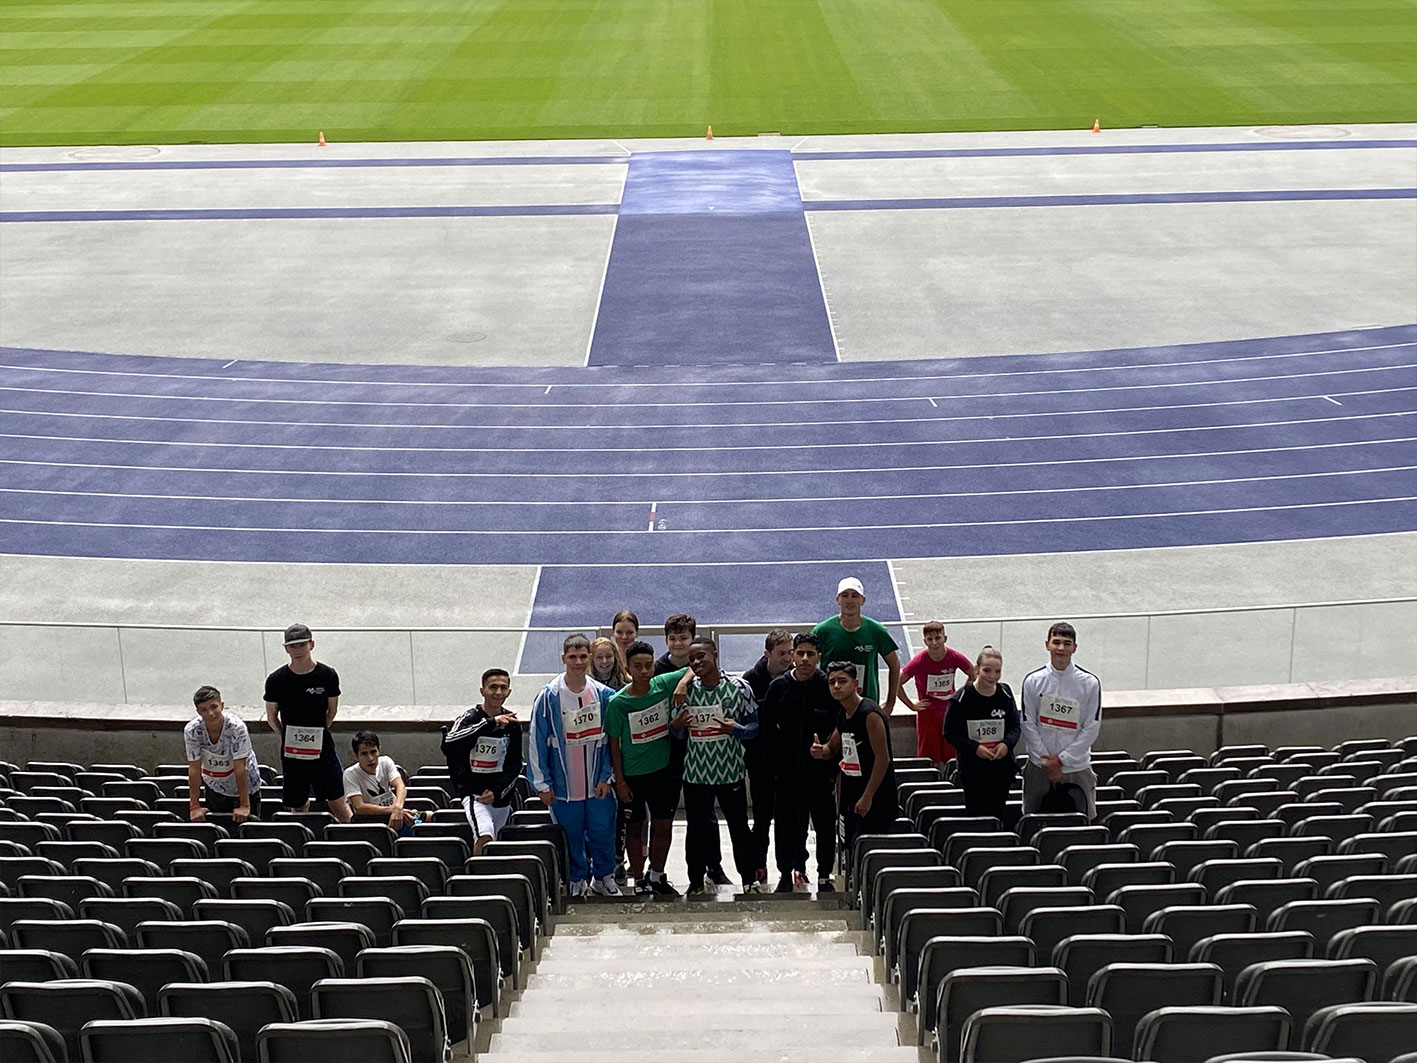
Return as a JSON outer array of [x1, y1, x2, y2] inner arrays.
[[79, 1016, 238, 1063], [76, 897, 181, 942], [366, 858, 450, 899], [446, 874, 538, 951], [913, 936, 1033, 1043], [1190, 931, 1316, 1002], [961, 1004, 1112, 1063], [421, 896, 519, 979], [321, 824, 396, 858], [1020, 905, 1125, 964], [9, 919, 125, 959], [229, 877, 318, 916], [119, 876, 217, 916], [1292, 853, 1388, 893], [266, 921, 373, 973], [1326, 924, 1417, 970], [0, 1019, 67, 1063], [0, 949, 77, 982], [940, 832, 1017, 868], [159, 980, 298, 1063], [1033, 827, 1110, 864], [305, 898, 404, 948], [80, 948, 206, 1013], [871, 867, 962, 945], [857, 848, 940, 912], [221, 947, 343, 1020], [1083, 862, 1176, 898], [191, 899, 295, 944], [1382, 954, 1417, 1003], [135, 919, 247, 972], [998, 886, 1093, 936], [978, 865, 1067, 909], [337, 876, 429, 916], [357, 945, 477, 1048], [1304, 1001, 1417, 1058], [1106, 882, 1207, 933], [267, 859, 354, 899], [938, 966, 1066, 1063], [0, 899, 73, 940], [1235, 958, 1378, 1034], [1142, 904, 1257, 958], [391, 918, 501, 1019], [957, 847, 1039, 892], [1085, 962, 1223, 1057], [1133, 1005, 1290, 1061], [0, 980, 143, 1058], [255, 1018, 412, 1063], [16, 877, 111, 911], [300, 842, 380, 875], [1154, 840, 1240, 880], [70, 860, 158, 895], [312, 976, 447, 1062], [1054, 934, 1173, 1007], [882, 887, 979, 973], [1266, 898, 1381, 948], [1215, 877, 1320, 925]]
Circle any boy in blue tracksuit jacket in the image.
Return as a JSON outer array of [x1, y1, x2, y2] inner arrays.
[[525, 634, 620, 897]]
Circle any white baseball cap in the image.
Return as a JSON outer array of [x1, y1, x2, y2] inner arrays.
[[836, 577, 865, 596]]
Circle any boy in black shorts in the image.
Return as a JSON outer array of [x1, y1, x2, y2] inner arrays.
[[264, 623, 352, 822]]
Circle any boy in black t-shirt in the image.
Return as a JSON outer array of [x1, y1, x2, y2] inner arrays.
[[263, 623, 353, 822]]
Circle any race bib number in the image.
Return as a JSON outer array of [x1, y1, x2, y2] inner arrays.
[[563, 703, 603, 746], [283, 725, 325, 760], [925, 672, 956, 699], [688, 706, 728, 744], [1039, 694, 1080, 731], [201, 750, 234, 779], [840, 733, 862, 777], [470, 735, 508, 773], [967, 718, 1004, 743], [628, 703, 669, 745]]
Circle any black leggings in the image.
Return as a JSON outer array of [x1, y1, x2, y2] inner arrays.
[[683, 781, 754, 885]]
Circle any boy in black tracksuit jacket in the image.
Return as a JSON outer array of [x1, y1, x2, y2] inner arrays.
[[442, 692, 524, 853], [762, 634, 841, 891]]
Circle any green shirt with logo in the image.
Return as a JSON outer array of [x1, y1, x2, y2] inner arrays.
[[678, 675, 755, 786], [605, 668, 686, 777], [811, 615, 898, 703]]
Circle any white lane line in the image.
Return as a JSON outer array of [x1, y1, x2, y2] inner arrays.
[[1, 338, 1409, 390], [581, 203, 621, 368], [4, 363, 1410, 413], [220, 360, 237, 369], [3, 411, 1406, 455], [886, 558, 912, 657], [5, 495, 1412, 537], [5, 385, 1408, 433], [799, 208, 842, 362], [545, 386, 553, 395], [4, 437, 1408, 480], [514, 565, 543, 675], [927, 398, 938, 408], [9, 466, 1409, 509], [1324, 395, 1343, 405]]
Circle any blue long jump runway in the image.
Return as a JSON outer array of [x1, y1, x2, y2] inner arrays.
[[587, 152, 837, 366], [2, 325, 1415, 573]]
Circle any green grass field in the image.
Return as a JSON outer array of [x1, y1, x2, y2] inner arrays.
[[2, 0, 1414, 147]]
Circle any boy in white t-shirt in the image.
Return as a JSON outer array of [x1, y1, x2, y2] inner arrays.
[[185, 684, 262, 822], [342, 730, 420, 831]]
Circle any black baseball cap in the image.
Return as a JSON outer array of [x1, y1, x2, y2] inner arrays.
[[282, 623, 313, 645]]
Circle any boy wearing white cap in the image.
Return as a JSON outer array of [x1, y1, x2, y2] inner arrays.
[[811, 577, 901, 711]]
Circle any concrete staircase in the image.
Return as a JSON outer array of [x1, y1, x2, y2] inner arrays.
[[480, 897, 919, 1063]]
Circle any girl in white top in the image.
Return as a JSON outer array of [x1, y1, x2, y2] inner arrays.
[[185, 684, 262, 822]]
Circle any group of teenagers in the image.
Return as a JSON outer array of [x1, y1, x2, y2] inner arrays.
[[182, 578, 1104, 899]]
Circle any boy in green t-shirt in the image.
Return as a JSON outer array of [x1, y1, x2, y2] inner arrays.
[[606, 640, 691, 897], [811, 576, 901, 710]]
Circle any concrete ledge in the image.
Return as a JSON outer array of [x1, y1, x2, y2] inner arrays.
[[2, 675, 1415, 768]]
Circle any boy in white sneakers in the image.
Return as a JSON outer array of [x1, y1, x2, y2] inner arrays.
[[526, 634, 620, 897]]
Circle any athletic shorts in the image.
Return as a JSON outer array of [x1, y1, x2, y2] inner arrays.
[[622, 767, 680, 824], [280, 752, 345, 807], [464, 796, 511, 840], [204, 785, 262, 820], [916, 705, 957, 765]]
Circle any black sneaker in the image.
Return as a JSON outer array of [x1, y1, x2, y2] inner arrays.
[[708, 866, 732, 886], [774, 876, 794, 894], [634, 879, 653, 897], [614, 865, 628, 886], [687, 880, 707, 896], [649, 876, 681, 898], [817, 878, 836, 893]]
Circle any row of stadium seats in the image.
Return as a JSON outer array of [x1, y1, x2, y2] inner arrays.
[[851, 738, 1417, 1062]]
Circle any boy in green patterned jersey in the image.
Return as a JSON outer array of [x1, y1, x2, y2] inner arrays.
[[669, 636, 760, 895]]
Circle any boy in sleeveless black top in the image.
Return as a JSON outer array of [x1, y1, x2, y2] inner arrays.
[[812, 660, 899, 858]]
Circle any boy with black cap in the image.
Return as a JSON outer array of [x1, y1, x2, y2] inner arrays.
[[264, 623, 352, 822]]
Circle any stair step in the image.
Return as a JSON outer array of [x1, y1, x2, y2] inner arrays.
[[481, 1049, 922, 1063], [508, 987, 886, 1018], [540, 940, 861, 960], [533, 954, 873, 975], [491, 1015, 900, 1052], [552, 918, 854, 935], [527, 966, 872, 990]]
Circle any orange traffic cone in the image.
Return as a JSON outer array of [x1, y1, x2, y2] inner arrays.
[[317, 131, 327, 146], [705, 125, 714, 140], [1091, 119, 1100, 134]]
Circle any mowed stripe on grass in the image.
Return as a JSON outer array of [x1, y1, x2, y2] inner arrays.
[[0, 0, 1413, 146]]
